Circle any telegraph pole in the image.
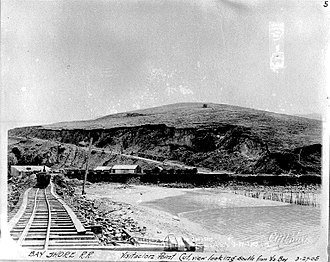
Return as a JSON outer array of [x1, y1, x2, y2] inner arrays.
[[82, 137, 93, 195]]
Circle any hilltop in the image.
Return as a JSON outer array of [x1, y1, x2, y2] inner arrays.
[[43, 102, 321, 151], [9, 103, 322, 175]]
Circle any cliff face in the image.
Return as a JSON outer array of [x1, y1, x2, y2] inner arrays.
[[9, 121, 321, 175], [8, 136, 162, 172]]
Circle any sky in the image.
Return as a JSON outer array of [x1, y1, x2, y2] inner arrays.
[[1, 0, 329, 128]]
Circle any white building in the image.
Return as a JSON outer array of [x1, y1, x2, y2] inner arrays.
[[10, 165, 51, 177], [111, 165, 141, 174]]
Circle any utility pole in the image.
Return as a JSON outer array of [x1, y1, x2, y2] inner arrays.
[[82, 137, 93, 195]]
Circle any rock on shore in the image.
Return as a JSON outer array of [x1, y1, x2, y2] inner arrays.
[[72, 196, 146, 245], [52, 175, 147, 246]]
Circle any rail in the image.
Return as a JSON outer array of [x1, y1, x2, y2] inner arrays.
[[17, 189, 39, 245], [8, 188, 31, 231], [44, 188, 51, 249], [50, 182, 86, 234]]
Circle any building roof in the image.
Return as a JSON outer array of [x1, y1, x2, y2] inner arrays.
[[11, 165, 51, 172], [94, 166, 112, 171], [112, 165, 139, 170]]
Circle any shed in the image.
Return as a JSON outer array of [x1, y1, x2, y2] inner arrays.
[[11, 165, 51, 177], [111, 165, 141, 174], [94, 166, 112, 171]]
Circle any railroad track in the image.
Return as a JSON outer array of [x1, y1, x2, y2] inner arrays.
[[8, 181, 203, 252], [9, 183, 99, 250]]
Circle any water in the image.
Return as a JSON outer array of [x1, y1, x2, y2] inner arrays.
[[143, 190, 321, 252]]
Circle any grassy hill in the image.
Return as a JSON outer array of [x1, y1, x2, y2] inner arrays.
[[45, 102, 321, 151], [9, 103, 322, 175]]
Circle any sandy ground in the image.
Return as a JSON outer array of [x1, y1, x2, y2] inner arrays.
[[83, 183, 291, 253]]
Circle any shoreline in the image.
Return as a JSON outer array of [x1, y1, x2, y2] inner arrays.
[[81, 183, 304, 253], [82, 184, 230, 252]]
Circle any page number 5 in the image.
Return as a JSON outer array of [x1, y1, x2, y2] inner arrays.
[[324, 0, 328, 7]]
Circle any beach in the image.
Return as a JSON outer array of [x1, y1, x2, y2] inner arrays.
[[80, 183, 321, 254]]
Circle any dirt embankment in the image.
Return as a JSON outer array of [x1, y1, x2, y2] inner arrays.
[[7, 175, 36, 217]]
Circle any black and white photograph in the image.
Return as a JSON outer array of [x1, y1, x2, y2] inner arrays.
[[1, 0, 329, 261]]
